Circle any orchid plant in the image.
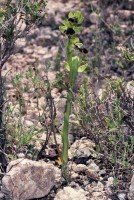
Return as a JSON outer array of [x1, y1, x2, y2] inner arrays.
[[59, 11, 88, 178]]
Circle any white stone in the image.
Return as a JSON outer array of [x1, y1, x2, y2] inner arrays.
[[91, 191, 105, 199], [126, 81, 134, 98], [118, 193, 126, 200], [16, 38, 26, 49], [86, 183, 106, 200], [47, 71, 56, 81], [2, 159, 56, 200], [54, 186, 88, 200], [73, 164, 87, 173], [17, 153, 25, 158], [105, 177, 114, 195], [68, 137, 96, 159], [23, 47, 34, 54], [25, 120, 34, 127], [88, 161, 100, 172], [34, 141, 42, 151], [107, 177, 114, 187], [128, 174, 134, 200], [89, 12, 99, 24], [71, 172, 79, 179], [0, 192, 5, 199], [93, 182, 104, 192], [51, 88, 59, 98]]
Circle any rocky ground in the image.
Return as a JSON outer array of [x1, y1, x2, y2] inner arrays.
[[0, 0, 134, 199]]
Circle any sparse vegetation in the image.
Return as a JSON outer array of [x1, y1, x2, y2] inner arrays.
[[0, 0, 47, 170]]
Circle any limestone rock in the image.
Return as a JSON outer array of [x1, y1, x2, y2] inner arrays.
[[118, 10, 134, 20], [68, 137, 96, 159], [86, 182, 106, 200], [72, 164, 88, 173], [54, 186, 88, 200], [85, 161, 100, 180], [89, 12, 99, 24], [105, 177, 114, 195], [128, 174, 134, 200], [118, 193, 126, 200], [126, 81, 134, 98], [25, 120, 34, 127], [0, 192, 5, 199], [16, 153, 25, 159], [2, 159, 56, 200]]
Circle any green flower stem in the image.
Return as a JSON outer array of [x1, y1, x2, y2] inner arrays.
[[62, 91, 72, 165], [62, 39, 78, 169], [62, 39, 73, 167], [66, 39, 72, 66], [66, 38, 78, 88], [60, 11, 87, 179]]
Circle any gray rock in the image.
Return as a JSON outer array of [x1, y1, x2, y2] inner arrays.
[[16, 153, 25, 158], [105, 177, 114, 195], [2, 159, 56, 200], [118, 193, 126, 200], [118, 10, 134, 20], [126, 81, 134, 98], [89, 12, 99, 24], [54, 186, 88, 200], [0, 192, 5, 199], [25, 120, 34, 127], [68, 137, 96, 159], [128, 174, 134, 200], [85, 161, 100, 181], [73, 164, 88, 173], [85, 182, 106, 200]]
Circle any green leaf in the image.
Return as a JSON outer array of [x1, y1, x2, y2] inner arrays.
[[0, 10, 6, 18], [130, 81, 134, 87], [109, 128, 118, 132], [75, 42, 83, 47], [70, 56, 79, 86], [63, 19, 70, 27], [73, 26, 82, 34], [59, 25, 67, 33], [64, 61, 70, 71], [124, 142, 128, 147], [72, 56, 79, 62], [68, 12, 74, 18], [78, 63, 88, 72], [0, 16, 4, 23], [74, 11, 84, 24], [131, 136, 134, 144], [70, 37, 79, 44]]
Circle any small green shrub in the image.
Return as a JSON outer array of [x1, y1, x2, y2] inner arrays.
[[76, 77, 133, 175], [0, 0, 47, 168]]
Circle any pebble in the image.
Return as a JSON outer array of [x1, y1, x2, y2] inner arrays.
[[25, 120, 34, 127], [17, 153, 25, 158], [89, 12, 99, 24], [73, 164, 88, 173], [68, 137, 96, 159], [117, 193, 126, 200], [0, 192, 5, 199], [54, 186, 88, 200]]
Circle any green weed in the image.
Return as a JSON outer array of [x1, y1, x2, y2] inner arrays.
[[76, 77, 134, 171]]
